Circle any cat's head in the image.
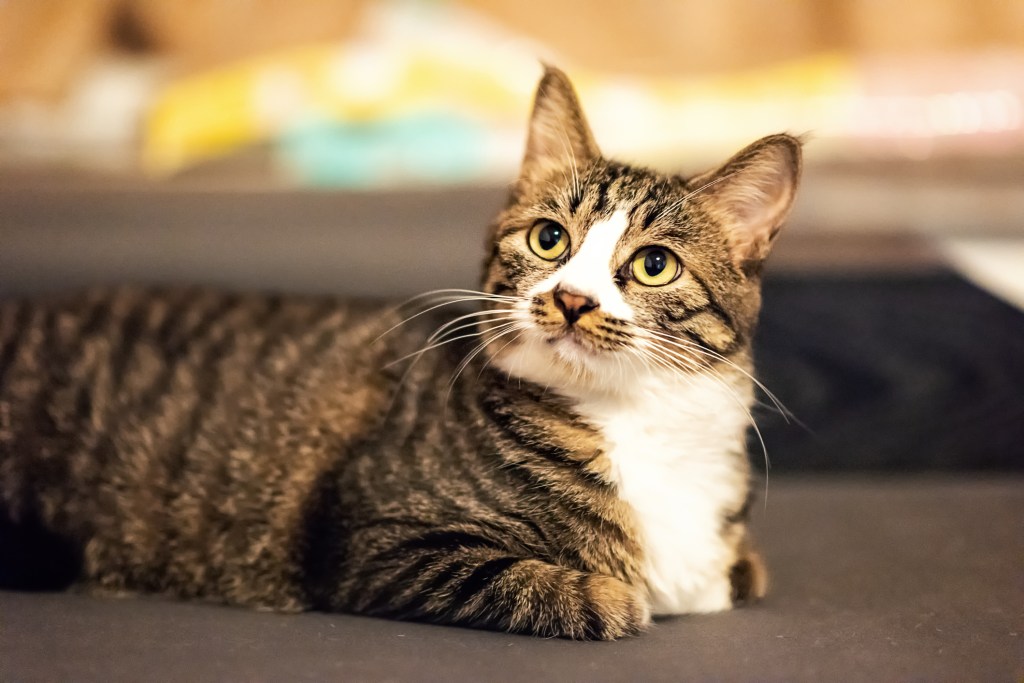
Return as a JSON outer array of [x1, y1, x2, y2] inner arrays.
[[481, 67, 801, 395]]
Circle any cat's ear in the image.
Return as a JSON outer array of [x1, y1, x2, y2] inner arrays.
[[691, 134, 802, 275], [518, 66, 600, 186]]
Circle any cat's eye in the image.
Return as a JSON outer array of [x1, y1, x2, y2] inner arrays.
[[631, 247, 681, 287], [527, 220, 569, 261]]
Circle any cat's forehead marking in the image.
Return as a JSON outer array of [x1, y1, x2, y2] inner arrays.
[[527, 209, 633, 320]]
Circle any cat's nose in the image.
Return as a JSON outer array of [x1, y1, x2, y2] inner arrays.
[[553, 287, 599, 324]]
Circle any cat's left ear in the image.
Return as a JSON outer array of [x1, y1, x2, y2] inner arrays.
[[691, 134, 802, 275], [518, 66, 601, 186]]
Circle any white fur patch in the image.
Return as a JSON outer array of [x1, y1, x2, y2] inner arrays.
[[527, 210, 633, 321], [570, 370, 750, 615], [496, 342, 753, 615]]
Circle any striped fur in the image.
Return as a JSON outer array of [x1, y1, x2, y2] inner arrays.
[[0, 67, 799, 639]]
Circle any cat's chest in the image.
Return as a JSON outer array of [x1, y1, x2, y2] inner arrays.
[[572, 373, 750, 615]]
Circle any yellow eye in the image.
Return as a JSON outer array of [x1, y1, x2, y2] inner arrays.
[[631, 248, 681, 286], [527, 220, 569, 261]]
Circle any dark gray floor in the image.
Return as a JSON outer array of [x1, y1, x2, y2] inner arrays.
[[2, 477, 1021, 682]]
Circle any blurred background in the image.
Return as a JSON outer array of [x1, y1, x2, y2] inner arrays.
[[1, 0, 1022, 470]]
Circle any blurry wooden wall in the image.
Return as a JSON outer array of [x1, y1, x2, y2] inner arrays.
[[467, 0, 1024, 74], [2, 0, 1023, 101], [0, 0, 367, 101]]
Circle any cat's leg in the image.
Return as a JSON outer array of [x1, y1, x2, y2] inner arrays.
[[729, 547, 767, 605], [345, 551, 651, 640]]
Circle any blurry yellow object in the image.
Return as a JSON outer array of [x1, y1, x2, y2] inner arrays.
[[143, 43, 530, 175]]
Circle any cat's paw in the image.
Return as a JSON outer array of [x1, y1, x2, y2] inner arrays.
[[729, 550, 768, 605], [578, 574, 651, 640], [499, 561, 650, 640]]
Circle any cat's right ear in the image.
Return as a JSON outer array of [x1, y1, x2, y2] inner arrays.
[[518, 66, 600, 187], [689, 134, 802, 276]]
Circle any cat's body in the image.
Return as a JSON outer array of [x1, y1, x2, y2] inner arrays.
[[0, 68, 799, 639]]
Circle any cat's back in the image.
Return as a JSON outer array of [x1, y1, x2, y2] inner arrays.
[[0, 286, 402, 604], [0, 285, 391, 445]]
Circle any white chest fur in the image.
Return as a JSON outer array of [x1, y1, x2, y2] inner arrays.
[[571, 371, 752, 615]]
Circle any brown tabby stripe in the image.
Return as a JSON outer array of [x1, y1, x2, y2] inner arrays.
[[686, 271, 737, 332]]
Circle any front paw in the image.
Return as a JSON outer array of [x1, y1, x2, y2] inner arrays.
[[461, 558, 650, 640], [577, 573, 651, 640]]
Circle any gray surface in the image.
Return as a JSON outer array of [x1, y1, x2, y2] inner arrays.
[[0, 186, 507, 298], [0, 182, 959, 301], [2, 477, 1022, 682]]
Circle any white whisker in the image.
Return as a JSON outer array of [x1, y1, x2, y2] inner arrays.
[[444, 323, 529, 409], [383, 321, 518, 370], [553, 117, 582, 202], [635, 336, 772, 499], [663, 171, 739, 216], [427, 310, 520, 344], [479, 328, 528, 381], [374, 291, 523, 345], [642, 328, 793, 421], [397, 288, 519, 306]]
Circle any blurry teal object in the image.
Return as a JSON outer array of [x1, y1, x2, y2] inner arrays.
[[279, 114, 489, 188]]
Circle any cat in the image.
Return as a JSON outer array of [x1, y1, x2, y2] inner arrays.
[[0, 66, 800, 640]]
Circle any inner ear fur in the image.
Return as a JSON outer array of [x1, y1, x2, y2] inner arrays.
[[690, 134, 802, 275], [518, 66, 601, 188]]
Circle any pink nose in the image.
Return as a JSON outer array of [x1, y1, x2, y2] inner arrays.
[[554, 287, 599, 324]]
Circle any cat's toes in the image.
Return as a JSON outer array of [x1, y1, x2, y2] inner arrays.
[[579, 574, 651, 640]]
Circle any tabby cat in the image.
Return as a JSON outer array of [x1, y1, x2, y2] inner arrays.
[[0, 67, 800, 639]]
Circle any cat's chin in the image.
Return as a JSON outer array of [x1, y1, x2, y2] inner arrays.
[[489, 330, 636, 395], [548, 333, 598, 365]]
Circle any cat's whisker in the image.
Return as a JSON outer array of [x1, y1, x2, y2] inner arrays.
[[501, 329, 540, 387], [383, 321, 520, 370], [642, 328, 793, 422], [629, 330, 713, 379], [552, 116, 582, 202], [631, 337, 764, 444], [628, 344, 703, 389], [663, 171, 740, 216], [639, 336, 719, 378], [381, 306, 521, 415], [478, 328, 528, 381], [397, 288, 520, 306], [639, 337, 746, 401], [386, 312, 524, 420], [680, 172, 737, 203], [665, 339, 794, 425], [638, 342, 770, 475], [390, 319, 525, 421], [378, 288, 518, 325], [612, 348, 626, 385], [640, 340, 772, 480], [374, 294, 524, 345], [443, 323, 530, 409], [427, 309, 520, 344], [427, 316, 522, 347]]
